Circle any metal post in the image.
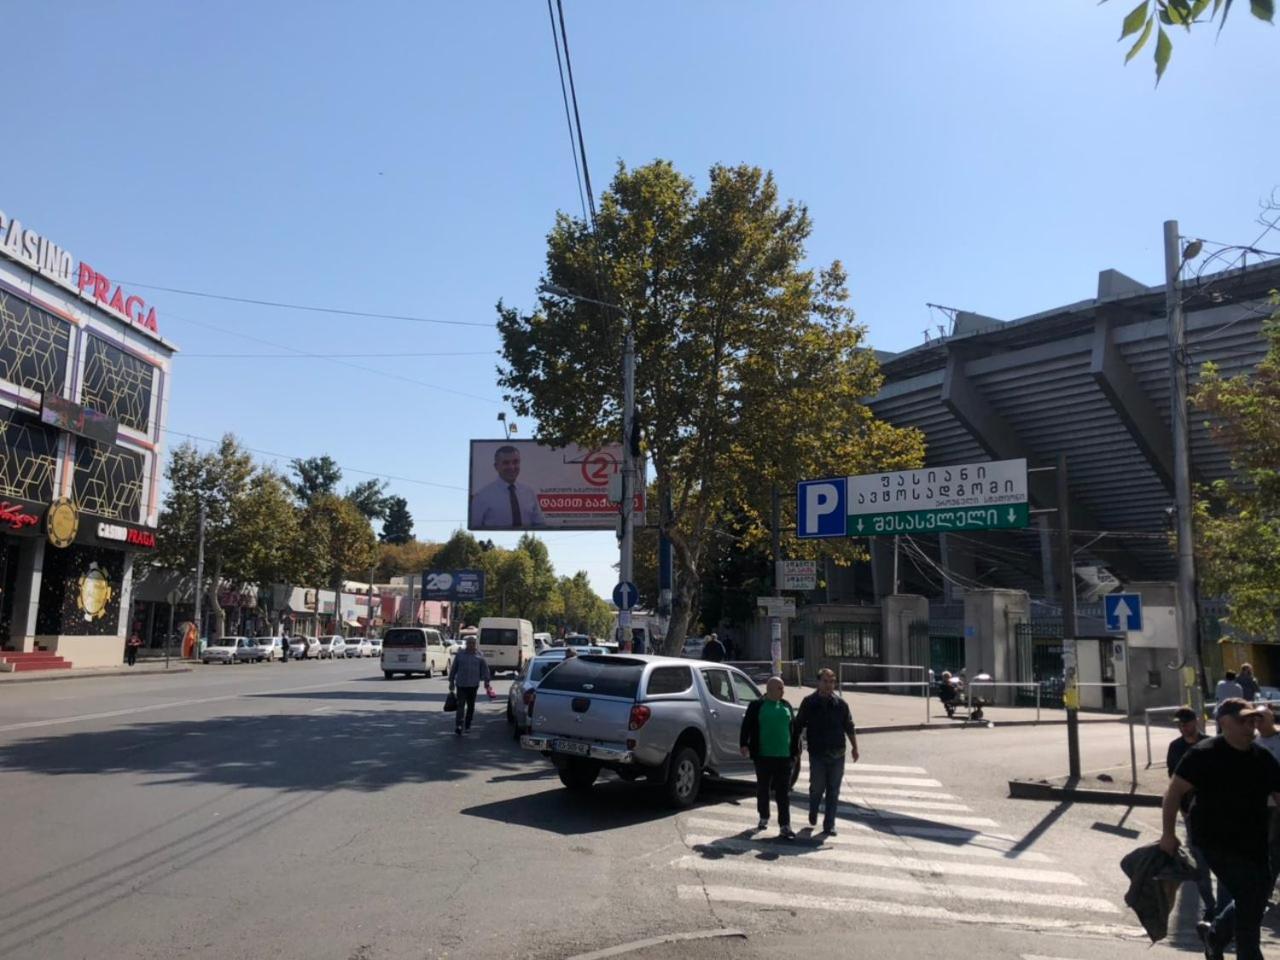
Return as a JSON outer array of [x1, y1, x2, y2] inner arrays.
[[892, 535, 900, 595], [193, 503, 206, 654], [619, 330, 636, 651], [770, 484, 782, 675], [1145, 710, 1153, 768], [1036, 683, 1041, 725], [1164, 219, 1203, 717], [165, 592, 175, 669], [1057, 454, 1081, 779]]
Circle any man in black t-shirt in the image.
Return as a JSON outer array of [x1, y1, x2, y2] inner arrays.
[[1162, 698, 1280, 960], [1166, 706, 1216, 922]]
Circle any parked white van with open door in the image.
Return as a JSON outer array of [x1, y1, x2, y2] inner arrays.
[[381, 626, 449, 679], [477, 617, 535, 674]]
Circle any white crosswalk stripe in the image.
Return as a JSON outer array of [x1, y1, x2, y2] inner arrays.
[[670, 757, 1140, 940]]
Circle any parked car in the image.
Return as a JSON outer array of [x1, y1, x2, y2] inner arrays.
[[507, 653, 572, 738], [349, 637, 373, 658], [316, 636, 336, 659], [289, 636, 320, 659], [1258, 685, 1280, 704], [254, 637, 284, 661], [523, 654, 798, 808], [325, 635, 353, 659], [202, 636, 267, 665], [367, 637, 383, 658]]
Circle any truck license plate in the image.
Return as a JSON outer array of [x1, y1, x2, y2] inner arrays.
[[553, 739, 589, 757], [397, 654, 408, 662]]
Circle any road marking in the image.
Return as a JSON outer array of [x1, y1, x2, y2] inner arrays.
[[676, 886, 1144, 938], [678, 836, 1083, 884], [679, 817, 1053, 861], [841, 796, 974, 813], [0, 679, 363, 733], [690, 803, 1016, 840], [842, 774, 944, 787], [670, 857, 1117, 912], [829, 763, 929, 774], [794, 783, 959, 800], [1023, 955, 1090, 960]]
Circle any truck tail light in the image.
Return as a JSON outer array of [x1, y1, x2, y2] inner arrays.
[[628, 705, 651, 731], [523, 690, 536, 707]]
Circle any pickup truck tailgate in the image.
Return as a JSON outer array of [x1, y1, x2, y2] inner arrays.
[[528, 655, 645, 749]]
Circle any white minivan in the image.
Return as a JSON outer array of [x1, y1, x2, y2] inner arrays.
[[477, 617, 535, 675], [381, 627, 449, 679]]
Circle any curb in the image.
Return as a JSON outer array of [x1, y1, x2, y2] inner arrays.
[[859, 716, 1127, 735], [1008, 778, 1162, 806], [0, 666, 194, 684]]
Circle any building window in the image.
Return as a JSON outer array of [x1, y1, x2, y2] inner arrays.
[[0, 289, 71, 396], [80, 335, 155, 433], [0, 407, 58, 502], [37, 544, 124, 636], [821, 621, 882, 660], [73, 438, 143, 522]]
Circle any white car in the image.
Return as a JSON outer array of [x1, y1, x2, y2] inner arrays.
[[289, 636, 320, 659], [367, 637, 383, 658], [254, 637, 284, 661], [316, 636, 337, 659], [323, 635, 351, 659], [351, 637, 373, 658], [202, 637, 266, 664]]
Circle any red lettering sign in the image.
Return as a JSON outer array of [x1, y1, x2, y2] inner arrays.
[[0, 501, 40, 531], [125, 528, 156, 549], [76, 262, 159, 333]]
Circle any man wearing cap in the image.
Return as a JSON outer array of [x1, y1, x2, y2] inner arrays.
[[1162, 698, 1280, 960], [1167, 706, 1217, 922], [1255, 706, 1280, 893]]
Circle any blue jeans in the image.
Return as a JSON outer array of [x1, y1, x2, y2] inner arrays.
[[808, 753, 845, 831]]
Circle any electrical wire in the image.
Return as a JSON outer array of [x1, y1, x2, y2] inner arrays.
[[178, 350, 497, 359], [114, 280, 494, 329], [555, 0, 597, 226], [162, 428, 467, 492], [547, 0, 589, 225]]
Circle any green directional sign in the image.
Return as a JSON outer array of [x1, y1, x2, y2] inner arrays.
[[847, 503, 1029, 537]]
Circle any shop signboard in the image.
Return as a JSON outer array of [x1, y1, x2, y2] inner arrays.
[[0, 497, 47, 537], [40, 395, 119, 445], [798, 459, 1029, 538], [776, 559, 817, 591], [468, 439, 644, 531]]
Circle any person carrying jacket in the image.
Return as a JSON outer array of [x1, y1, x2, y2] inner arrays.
[[739, 676, 797, 840], [447, 636, 491, 736]]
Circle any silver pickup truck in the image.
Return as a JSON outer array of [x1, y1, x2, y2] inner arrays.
[[521, 654, 797, 807]]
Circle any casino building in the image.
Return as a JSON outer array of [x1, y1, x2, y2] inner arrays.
[[0, 207, 174, 670]]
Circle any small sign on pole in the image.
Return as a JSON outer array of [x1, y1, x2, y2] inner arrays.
[[776, 560, 818, 591], [756, 596, 796, 618]]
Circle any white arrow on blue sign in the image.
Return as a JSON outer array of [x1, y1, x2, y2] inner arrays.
[[612, 581, 639, 611], [1104, 593, 1143, 633]]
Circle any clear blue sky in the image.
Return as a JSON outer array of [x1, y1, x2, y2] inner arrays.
[[5, 2, 1276, 598]]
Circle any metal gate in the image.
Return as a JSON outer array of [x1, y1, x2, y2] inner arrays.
[[1016, 619, 1064, 708], [911, 619, 964, 678]]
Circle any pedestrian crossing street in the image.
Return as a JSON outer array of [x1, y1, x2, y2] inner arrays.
[[671, 760, 1149, 941]]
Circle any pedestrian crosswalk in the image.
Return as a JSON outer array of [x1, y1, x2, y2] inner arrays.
[[671, 759, 1146, 940]]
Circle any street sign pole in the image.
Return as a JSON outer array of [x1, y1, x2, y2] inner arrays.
[[771, 484, 782, 675], [1057, 454, 1081, 780]]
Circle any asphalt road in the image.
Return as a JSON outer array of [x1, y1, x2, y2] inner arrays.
[[0, 661, 1271, 960]]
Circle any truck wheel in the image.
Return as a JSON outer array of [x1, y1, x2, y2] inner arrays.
[[426, 665, 434, 679], [384, 671, 393, 680], [665, 747, 702, 808], [558, 759, 599, 793], [506, 702, 515, 723]]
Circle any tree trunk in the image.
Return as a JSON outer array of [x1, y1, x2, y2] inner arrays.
[[208, 559, 225, 639]]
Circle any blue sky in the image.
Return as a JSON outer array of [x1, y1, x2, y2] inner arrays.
[[4, 1, 1276, 597]]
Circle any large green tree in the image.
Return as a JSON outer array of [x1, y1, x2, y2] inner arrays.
[[288, 455, 342, 506], [497, 160, 923, 650], [380, 496, 414, 544], [1192, 296, 1280, 638], [299, 493, 378, 628]]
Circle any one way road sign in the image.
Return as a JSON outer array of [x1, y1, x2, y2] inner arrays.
[[1104, 593, 1143, 633]]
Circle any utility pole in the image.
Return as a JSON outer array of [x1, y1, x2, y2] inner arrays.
[[892, 535, 901, 595], [193, 503, 206, 653], [1057, 454, 1081, 779], [366, 563, 375, 638], [1165, 219, 1203, 716], [619, 329, 636, 651], [770, 484, 782, 674]]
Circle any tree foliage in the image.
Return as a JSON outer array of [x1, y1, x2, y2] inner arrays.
[[1109, 0, 1274, 83], [497, 160, 923, 650], [380, 496, 414, 543], [288, 455, 342, 506], [375, 538, 439, 581], [346, 478, 391, 521], [299, 494, 379, 591], [1192, 294, 1280, 637]]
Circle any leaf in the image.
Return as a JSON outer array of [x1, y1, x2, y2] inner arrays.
[[1121, 0, 1151, 36], [1126, 15, 1156, 59], [1155, 26, 1173, 82], [1126, 0, 1157, 36], [1252, 0, 1275, 20], [1190, 0, 1212, 18], [1167, 0, 1192, 22]]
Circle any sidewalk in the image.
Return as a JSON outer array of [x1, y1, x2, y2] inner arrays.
[[842, 688, 1125, 733], [0, 661, 194, 683]]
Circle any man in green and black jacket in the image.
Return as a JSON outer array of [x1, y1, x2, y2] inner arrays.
[[740, 676, 798, 840]]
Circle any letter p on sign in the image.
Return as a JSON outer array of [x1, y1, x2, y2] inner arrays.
[[797, 478, 846, 539]]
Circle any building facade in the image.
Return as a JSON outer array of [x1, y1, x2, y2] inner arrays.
[[0, 206, 175, 668]]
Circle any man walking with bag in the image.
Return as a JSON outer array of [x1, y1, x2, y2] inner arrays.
[[793, 668, 859, 836], [740, 677, 798, 840], [1161, 698, 1280, 959], [448, 636, 491, 736]]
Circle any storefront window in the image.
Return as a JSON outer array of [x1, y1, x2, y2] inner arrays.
[[0, 407, 58, 503], [72, 438, 144, 522], [0, 290, 71, 396], [80, 335, 155, 433], [36, 544, 124, 636]]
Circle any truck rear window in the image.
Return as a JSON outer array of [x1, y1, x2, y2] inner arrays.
[[537, 656, 644, 698], [383, 629, 426, 649], [480, 628, 517, 646]]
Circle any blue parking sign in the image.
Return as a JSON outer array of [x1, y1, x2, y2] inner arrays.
[[796, 478, 847, 539]]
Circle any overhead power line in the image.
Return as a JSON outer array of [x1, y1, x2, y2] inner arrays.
[[117, 279, 495, 329], [555, 0, 598, 226], [178, 350, 496, 359]]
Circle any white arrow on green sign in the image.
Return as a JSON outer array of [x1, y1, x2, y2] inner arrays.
[[848, 503, 1029, 536]]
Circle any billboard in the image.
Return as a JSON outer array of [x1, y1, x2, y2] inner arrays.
[[468, 439, 645, 531], [422, 569, 485, 601]]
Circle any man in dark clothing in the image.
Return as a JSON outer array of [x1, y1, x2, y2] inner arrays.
[[740, 676, 797, 839], [1162, 698, 1280, 960], [447, 636, 491, 735], [1166, 706, 1216, 922], [1239, 663, 1260, 702], [792, 668, 858, 835], [280, 633, 291, 662], [701, 633, 725, 663]]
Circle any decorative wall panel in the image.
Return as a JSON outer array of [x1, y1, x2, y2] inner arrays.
[[0, 407, 58, 503], [0, 289, 70, 396], [73, 438, 143, 523], [81, 335, 154, 433]]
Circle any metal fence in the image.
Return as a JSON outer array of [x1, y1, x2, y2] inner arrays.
[[726, 660, 803, 687]]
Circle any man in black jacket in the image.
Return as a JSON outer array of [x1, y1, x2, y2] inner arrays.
[[739, 677, 798, 839], [1166, 706, 1215, 922], [700, 633, 725, 663], [792, 668, 858, 835]]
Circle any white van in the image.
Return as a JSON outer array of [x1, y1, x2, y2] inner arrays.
[[381, 626, 449, 679], [477, 617, 535, 674]]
